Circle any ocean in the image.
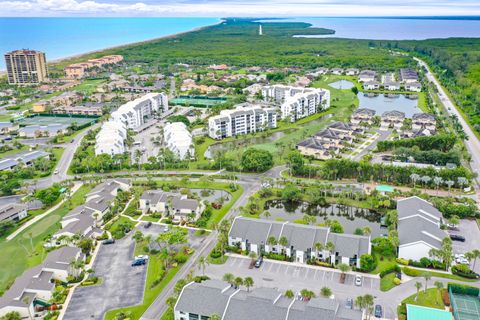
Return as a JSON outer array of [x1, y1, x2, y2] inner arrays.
[[1, 17, 480, 70], [265, 17, 480, 40], [0, 17, 220, 69]]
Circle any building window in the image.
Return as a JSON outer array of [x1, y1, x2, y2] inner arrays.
[[189, 313, 199, 320]]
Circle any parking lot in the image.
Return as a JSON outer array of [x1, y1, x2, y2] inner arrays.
[[450, 219, 480, 273], [63, 234, 147, 320]]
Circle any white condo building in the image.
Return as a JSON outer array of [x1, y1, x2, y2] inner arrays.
[[208, 104, 277, 139], [95, 93, 168, 156], [111, 92, 168, 129], [164, 122, 195, 160], [94, 121, 127, 156], [262, 85, 330, 122]]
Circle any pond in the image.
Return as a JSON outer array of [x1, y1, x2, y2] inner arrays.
[[264, 200, 387, 237], [329, 80, 355, 90], [357, 92, 420, 117], [190, 188, 231, 203], [204, 129, 295, 159]]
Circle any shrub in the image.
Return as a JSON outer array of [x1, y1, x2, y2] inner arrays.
[[379, 265, 401, 278], [452, 265, 479, 279], [265, 252, 291, 262], [360, 254, 377, 272], [442, 289, 451, 306], [396, 258, 409, 265], [209, 249, 222, 259], [174, 252, 188, 264], [193, 275, 210, 283], [419, 257, 432, 268], [402, 267, 421, 277], [393, 277, 401, 285], [316, 261, 334, 268]]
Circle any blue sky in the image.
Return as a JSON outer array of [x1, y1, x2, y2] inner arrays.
[[1, 0, 479, 17]]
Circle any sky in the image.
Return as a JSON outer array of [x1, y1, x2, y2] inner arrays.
[[1, 0, 480, 17]]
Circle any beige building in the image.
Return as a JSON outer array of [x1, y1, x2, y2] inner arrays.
[[4, 49, 48, 85], [64, 55, 123, 79]]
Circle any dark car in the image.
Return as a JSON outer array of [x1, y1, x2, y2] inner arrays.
[[144, 222, 152, 229], [346, 298, 353, 309], [450, 234, 466, 242], [396, 272, 402, 280], [102, 239, 115, 245], [374, 305, 383, 318], [254, 256, 263, 268], [131, 259, 146, 267]]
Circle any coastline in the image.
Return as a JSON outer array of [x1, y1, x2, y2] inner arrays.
[[47, 19, 224, 67], [0, 18, 224, 73]]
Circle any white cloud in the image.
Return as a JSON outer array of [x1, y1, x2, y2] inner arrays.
[[0, 0, 479, 16]]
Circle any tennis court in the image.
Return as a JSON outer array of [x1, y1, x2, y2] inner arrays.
[[17, 115, 97, 126], [451, 292, 480, 320], [170, 96, 227, 107]]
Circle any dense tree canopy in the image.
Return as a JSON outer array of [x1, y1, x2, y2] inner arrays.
[[241, 148, 273, 172]]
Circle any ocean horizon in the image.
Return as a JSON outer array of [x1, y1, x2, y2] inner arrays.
[[0, 17, 220, 70]]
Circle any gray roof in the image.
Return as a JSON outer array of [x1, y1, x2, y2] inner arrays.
[[0, 203, 27, 221], [353, 108, 376, 117], [397, 196, 442, 221], [382, 110, 405, 119], [175, 280, 234, 317], [297, 138, 329, 152], [398, 215, 446, 248], [176, 280, 362, 320], [327, 233, 371, 258], [0, 158, 17, 170], [172, 196, 199, 212], [229, 217, 273, 245], [55, 214, 94, 236], [412, 113, 435, 121]]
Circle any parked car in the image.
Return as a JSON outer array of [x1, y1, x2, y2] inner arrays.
[[144, 222, 152, 229], [54, 169, 59, 175], [396, 272, 402, 280], [102, 239, 115, 245], [346, 298, 353, 309], [355, 275, 362, 286], [254, 256, 263, 268], [163, 225, 169, 232], [131, 259, 146, 267], [450, 234, 466, 242], [135, 255, 149, 261], [374, 305, 383, 318]]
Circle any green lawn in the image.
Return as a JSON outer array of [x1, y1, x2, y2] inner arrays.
[[372, 251, 397, 274], [402, 267, 477, 282], [0, 184, 92, 295], [0, 145, 29, 157], [380, 273, 398, 292], [398, 288, 445, 320], [71, 79, 106, 95]]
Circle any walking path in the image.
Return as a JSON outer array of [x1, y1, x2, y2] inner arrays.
[[6, 182, 82, 241]]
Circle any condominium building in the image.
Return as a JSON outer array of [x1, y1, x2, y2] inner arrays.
[[164, 122, 195, 160], [262, 85, 330, 122], [208, 104, 277, 139], [111, 92, 168, 130], [64, 55, 123, 79], [94, 121, 127, 155], [4, 50, 48, 85]]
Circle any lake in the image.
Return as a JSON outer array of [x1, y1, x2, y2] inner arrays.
[[0, 17, 220, 70], [329, 80, 355, 90], [357, 92, 420, 117], [262, 17, 480, 40], [264, 200, 386, 237]]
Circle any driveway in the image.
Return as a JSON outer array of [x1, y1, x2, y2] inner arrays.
[[63, 235, 147, 320], [200, 255, 395, 318], [450, 219, 480, 273]]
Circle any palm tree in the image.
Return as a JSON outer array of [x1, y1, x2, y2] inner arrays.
[[410, 173, 420, 188], [248, 251, 257, 261], [244, 277, 254, 292], [285, 289, 295, 299], [325, 241, 335, 264], [434, 281, 444, 305], [415, 282, 422, 301], [314, 242, 324, 260], [338, 263, 350, 275], [362, 226, 371, 236], [421, 175, 431, 190], [222, 273, 234, 285], [210, 314, 221, 320], [445, 180, 455, 195], [422, 272, 431, 292], [267, 236, 277, 249], [262, 211, 271, 220], [166, 296, 177, 310], [278, 236, 289, 253], [197, 256, 209, 276], [433, 176, 443, 194], [320, 287, 332, 298], [234, 277, 243, 288], [470, 249, 480, 270]]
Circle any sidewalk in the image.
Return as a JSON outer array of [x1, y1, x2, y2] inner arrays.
[[6, 182, 82, 241]]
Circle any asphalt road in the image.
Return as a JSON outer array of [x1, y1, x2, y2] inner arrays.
[[63, 234, 147, 320], [415, 57, 480, 188]]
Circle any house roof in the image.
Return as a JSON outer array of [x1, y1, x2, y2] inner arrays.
[[0, 203, 27, 221], [412, 113, 435, 121], [171, 196, 199, 212], [224, 288, 288, 320], [352, 108, 376, 117], [382, 110, 405, 119], [297, 138, 329, 152], [327, 233, 371, 258], [397, 196, 442, 221]]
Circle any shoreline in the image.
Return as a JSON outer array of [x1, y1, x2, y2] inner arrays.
[[0, 19, 224, 73], [47, 19, 224, 66]]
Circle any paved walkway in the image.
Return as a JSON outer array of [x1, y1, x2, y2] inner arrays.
[[6, 182, 82, 241]]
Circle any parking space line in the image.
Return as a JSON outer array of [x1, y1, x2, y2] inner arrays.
[[266, 263, 274, 272], [285, 266, 290, 274]]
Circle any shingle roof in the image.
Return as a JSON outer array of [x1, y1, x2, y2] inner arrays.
[[327, 233, 370, 258], [397, 196, 442, 221]]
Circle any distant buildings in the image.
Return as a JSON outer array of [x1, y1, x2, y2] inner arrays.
[[174, 280, 364, 320], [399, 68, 419, 83], [4, 49, 48, 85], [139, 189, 201, 222], [64, 55, 123, 79], [350, 108, 376, 126], [229, 217, 370, 268], [95, 93, 168, 156], [208, 104, 277, 139], [164, 122, 195, 160], [0, 150, 51, 171], [261, 85, 330, 122], [18, 123, 69, 138], [358, 70, 376, 83], [380, 110, 406, 130], [397, 196, 447, 261]]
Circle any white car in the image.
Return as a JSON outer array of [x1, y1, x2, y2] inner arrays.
[[355, 275, 362, 286], [54, 169, 59, 174], [456, 257, 469, 265], [135, 255, 149, 260]]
